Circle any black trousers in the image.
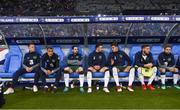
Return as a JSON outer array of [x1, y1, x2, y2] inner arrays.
[[39, 69, 61, 87], [12, 67, 40, 88]]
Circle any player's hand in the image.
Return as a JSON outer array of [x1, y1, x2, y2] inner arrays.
[[29, 67, 33, 72], [145, 63, 153, 68], [26, 67, 31, 72], [168, 67, 174, 72], [111, 59, 114, 65], [47, 70, 52, 75]]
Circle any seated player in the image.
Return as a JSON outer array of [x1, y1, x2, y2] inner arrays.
[[40, 47, 61, 93], [63, 46, 85, 93], [108, 42, 135, 92], [4, 43, 40, 94], [87, 43, 110, 93], [158, 44, 180, 89], [135, 44, 157, 91]]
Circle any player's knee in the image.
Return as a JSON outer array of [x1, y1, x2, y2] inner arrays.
[[137, 67, 141, 73], [174, 68, 179, 73], [64, 67, 70, 73], [159, 68, 166, 73], [78, 67, 83, 72], [112, 67, 118, 72], [153, 66, 157, 72]]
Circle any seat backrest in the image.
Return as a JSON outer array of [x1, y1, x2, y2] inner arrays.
[[151, 45, 163, 55], [35, 45, 43, 56], [53, 46, 65, 67], [8, 55, 21, 73], [129, 45, 141, 61], [5, 46, 22, 73], [172, 45, 180, 55]]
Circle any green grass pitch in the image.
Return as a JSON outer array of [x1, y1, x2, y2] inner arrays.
[[2, 86, 180, 109]]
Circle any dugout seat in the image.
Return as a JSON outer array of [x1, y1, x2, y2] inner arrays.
[[129, 45, 141, 65], [0, 46, 22, 78]]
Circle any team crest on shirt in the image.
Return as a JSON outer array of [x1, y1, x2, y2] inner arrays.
[[99, 55, 102, 59], [114, 56, 117, 60], [33, 56, 37, 59], [50, 63, 54, 67], [119, 54, 122, 58], [168, 58, 171, 61], [93, 56, 96, 60], [52, 59, 55, 62]]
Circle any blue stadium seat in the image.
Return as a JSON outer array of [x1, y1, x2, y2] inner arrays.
[[0, 46, 22, 78], [151, 45, 163, 63], [53, 46, 65, 67], [172, 45, 180, 61], [129, 45, 141, 65]]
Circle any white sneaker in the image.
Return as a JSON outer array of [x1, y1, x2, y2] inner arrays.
[[117, 87, 122, 92], [33, 85, 38, 92], [70, 83, 74, 89], [4, 88, 14, 95], [127, 86, 134, 92], [87, 88, 92, 93], [103, 87, 110, 93]]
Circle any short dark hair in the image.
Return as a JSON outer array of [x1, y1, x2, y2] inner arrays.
[[28, 43, 35, 47], [72, 45, 78, 50], [95, 42, 103, 49], [164, 44, 172, 49], [46, 46, 53, 50], [111, 42, 118, 47], [141, 44, 150, 49]]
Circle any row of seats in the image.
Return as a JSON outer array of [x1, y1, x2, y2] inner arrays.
[[0, 45, 180, 81]]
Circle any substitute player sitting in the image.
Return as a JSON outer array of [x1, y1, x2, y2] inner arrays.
[[158, 44, 180, 90], [63, 46, 85, 93], [40, 47, 61, 93], [108, 42, 135, 92], [4, 43, 40, 94], [87, 43, 110, 93], [135, 44, 157, 91]]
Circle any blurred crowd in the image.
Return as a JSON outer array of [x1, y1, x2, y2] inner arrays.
[[0, 23, 179, 38], [0, 0, 76, 16], [0, 0, 179, 16]]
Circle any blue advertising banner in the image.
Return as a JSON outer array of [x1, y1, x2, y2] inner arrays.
[[127, 36, 165, 44], [0, 15, 180, 24], [45, 37, 84, 45], [88, 37, 126, 44]]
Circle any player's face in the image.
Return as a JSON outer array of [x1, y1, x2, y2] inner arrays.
[[143, 46, 150, 55], [96, 45, 103, 52], [72, 47, 78, 54], [111, 46, 118, 52], [164, 47, 171, 54], [47, 48, 53, 57], [29, 44, 35, 53]]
